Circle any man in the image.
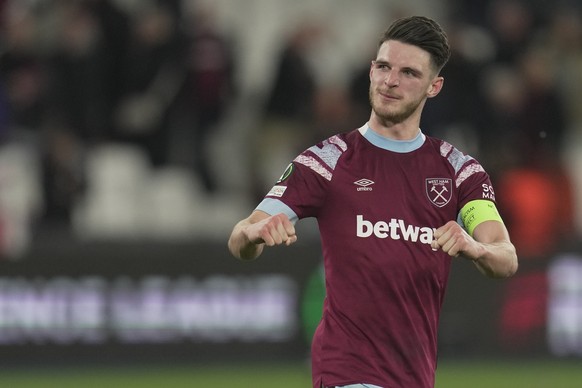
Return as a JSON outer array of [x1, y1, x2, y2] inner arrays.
[[228, 16, 518, 388]]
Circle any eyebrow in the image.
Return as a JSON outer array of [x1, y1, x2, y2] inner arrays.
[[374, 60, 424, 76]]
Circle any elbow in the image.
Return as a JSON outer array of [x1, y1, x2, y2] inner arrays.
[[497, 257, 518, 279], [504, 245, 519, 278], [492, 252, 519, 279], [477, 249, 518, 279], [506, 253, 519, 278], [494, 242, 519, 279], [508, 254, 519, 277]]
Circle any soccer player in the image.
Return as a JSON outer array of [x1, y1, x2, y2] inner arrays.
[[228, 16, 518, 388]]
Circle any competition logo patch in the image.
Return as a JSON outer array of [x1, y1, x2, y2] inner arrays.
[[267, 185, 287, 197], [426, 178, 452, 207], [276, 163, 294, 183]]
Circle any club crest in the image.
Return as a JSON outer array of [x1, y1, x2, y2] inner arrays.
[[426, 178, 452, 207]]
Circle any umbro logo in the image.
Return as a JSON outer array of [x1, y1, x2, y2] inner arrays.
[[354, 178, 374, 191]]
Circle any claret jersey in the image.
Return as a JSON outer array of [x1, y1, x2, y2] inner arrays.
[[256, 124, 496, 388]]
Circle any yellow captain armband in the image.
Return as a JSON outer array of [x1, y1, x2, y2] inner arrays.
[[460, 199, 503, 237]]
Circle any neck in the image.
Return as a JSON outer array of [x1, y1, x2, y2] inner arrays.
[[367, 112, 422, 140]]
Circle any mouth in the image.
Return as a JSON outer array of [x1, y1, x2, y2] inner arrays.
[[378, 90, 401, 101]]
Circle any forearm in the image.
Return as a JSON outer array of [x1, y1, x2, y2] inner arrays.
[[471, 241, 518, 278], [227, 219, 264, 261]]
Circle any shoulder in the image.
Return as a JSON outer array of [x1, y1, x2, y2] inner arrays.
[[293, 129, 358, 180], [425, 136, 488, 187]]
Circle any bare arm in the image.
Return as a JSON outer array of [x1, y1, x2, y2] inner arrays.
[[431, 220, 518, 278], [228, 211, 297, 260]]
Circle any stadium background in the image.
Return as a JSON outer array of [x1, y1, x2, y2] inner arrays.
[[0, 0, 581, 386]]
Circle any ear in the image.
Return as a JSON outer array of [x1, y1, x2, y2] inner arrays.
[[427, 76, 444, 98]]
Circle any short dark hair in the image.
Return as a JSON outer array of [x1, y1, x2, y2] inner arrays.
[[379, 16, 451, 72]]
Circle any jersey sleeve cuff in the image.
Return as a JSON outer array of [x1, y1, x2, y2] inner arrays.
[[256, 198, 299, 224]]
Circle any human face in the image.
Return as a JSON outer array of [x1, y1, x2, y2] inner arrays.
[[369, 40, 443, 128]]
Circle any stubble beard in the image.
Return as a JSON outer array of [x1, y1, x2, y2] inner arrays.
[[369, 86, 423, 125]]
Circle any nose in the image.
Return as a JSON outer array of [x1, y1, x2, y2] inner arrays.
[[384, 70, 400, 87]]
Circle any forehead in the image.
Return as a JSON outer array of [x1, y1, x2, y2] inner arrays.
[[376, 40, 433, 71]]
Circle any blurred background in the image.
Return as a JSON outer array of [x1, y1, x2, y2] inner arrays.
[[0, 0, 581, 386]]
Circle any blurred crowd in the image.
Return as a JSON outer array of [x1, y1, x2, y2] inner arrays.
[[0, 0, 580, 260], [0, 0, 239, 254]]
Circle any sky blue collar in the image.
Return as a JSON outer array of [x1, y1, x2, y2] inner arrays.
[[358, 124, 425, 153]]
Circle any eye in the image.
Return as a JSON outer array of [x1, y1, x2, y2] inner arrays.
[[373, 62, 390, 71], [402, 68, 419, 77]]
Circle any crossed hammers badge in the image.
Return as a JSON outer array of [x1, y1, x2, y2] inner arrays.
[[426, 178, 452, 207]]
